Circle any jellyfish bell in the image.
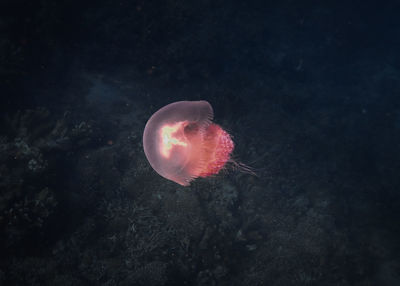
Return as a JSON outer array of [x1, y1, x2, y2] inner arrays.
[[143, 100, 252, 186]]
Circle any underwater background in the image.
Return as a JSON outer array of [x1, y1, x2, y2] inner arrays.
[[1, 0, 400, 285]]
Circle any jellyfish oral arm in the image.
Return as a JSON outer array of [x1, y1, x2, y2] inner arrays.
[[197, 124, 234, 177], [159, 122, 187, 158]]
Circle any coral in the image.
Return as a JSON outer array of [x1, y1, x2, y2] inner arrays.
[[162, 189, 205, 245], [123, 261, 168, 286], [0, 107, 100, 256]]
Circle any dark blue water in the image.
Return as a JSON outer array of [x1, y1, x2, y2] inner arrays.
[[1, 1, 399, 285]]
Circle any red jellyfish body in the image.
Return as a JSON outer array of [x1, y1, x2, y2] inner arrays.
[[143, 100, 234, 186]]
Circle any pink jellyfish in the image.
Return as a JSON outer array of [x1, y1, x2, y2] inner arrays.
[[143, 100, 236, 186]]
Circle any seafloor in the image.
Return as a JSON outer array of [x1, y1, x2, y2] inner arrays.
[[1, 1, 400, 285]]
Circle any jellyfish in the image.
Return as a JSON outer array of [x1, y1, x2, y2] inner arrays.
[[143, 100, 237, 186]]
